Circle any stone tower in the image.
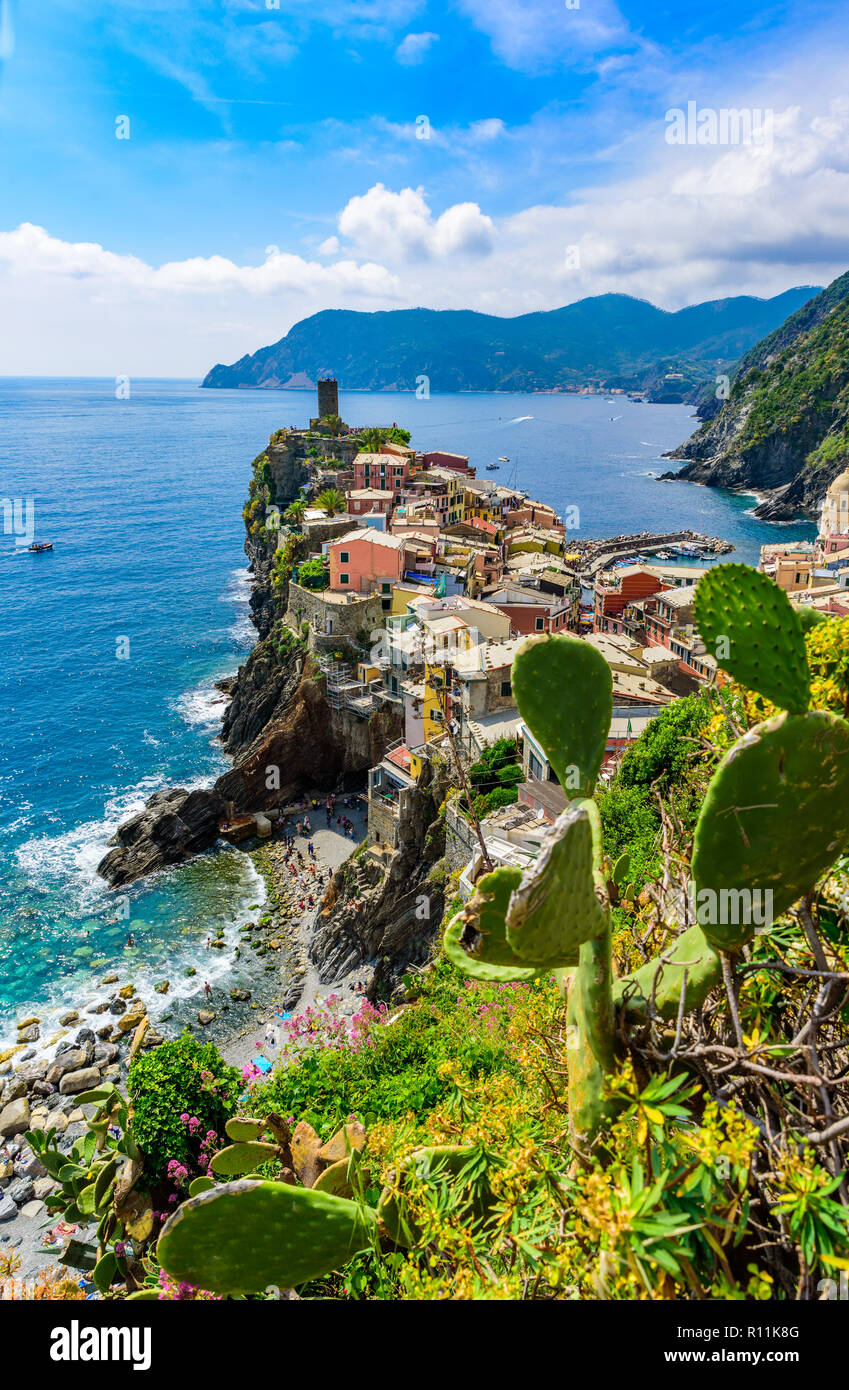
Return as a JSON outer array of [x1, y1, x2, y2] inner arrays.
[[317, 378, 339, 419]]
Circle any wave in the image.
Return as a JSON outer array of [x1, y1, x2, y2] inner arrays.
[[174, 678, 231, 732], [13, 776, 172, 910], [221, 567, 255, 647], [508, 415, 534, 424]]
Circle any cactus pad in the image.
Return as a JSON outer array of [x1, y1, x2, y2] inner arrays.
[[506, 801, 607, 965], [210, 1142, 279, 1177], [224, 1117, 267, 1142], [511, 634, 612, 797], [615, 923, 721, 1019], [693, 563, 810, 713], [692, 710, 849, 948], [157, 1179, 377, 1293], [443, 865, 544, 981]]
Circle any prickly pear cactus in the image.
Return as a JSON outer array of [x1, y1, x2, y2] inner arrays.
[[157, 1179, 378, 1293], [506, 800, 607, 966], [693, 563, 810, 713], [511, 633, 612, 797], [443, 865, 545, 981], [615, 923, 721, 1020], [210, 1142, 279, 1177], [692, 710, 849, 949]]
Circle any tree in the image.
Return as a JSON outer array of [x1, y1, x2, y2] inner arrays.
[[320, 414, 344, 438], [315, 487, 346, 517], [356, 425, 411, 453], [284, 499, 307, 526]]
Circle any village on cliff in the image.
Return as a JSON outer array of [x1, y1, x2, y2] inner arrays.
[[238, 379, 849, 877]]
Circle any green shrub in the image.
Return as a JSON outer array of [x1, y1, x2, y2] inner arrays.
[[250, 962, 520, 1137], [127, 1033, 241, 1186], [472, 785, 519, 820]]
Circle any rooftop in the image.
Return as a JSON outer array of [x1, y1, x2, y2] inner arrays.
[[331, 528, 407, 550]]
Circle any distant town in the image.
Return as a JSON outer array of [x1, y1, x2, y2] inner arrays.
[[252, 381, 848, 866]]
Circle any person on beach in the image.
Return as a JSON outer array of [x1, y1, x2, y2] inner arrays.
[[204, 981, 212, 1000], [308, 841, 314, 856]]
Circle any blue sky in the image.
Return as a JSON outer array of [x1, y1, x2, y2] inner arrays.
[[1, 0, 849, 373]]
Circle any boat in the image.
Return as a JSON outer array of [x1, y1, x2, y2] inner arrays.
[[652, 550, 674, 561], [28, 541, 54, 552], [498, 456, 509, 462], [486, 462, 499, 470]]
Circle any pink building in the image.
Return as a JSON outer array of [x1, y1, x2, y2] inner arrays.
[[346, 488, 394, 517], [352, 452, 411, 493], [328, 529, 413, 595]]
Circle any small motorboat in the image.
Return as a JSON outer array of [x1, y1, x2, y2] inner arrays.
[[486, 462, 499, 470], [28, 541, 54, 552]]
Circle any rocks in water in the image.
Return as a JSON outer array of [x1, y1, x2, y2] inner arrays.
[[0, 1097, 31, 1138], [116, 999, 147, 1033], [97, 786, 225, 887], [1, 1075, 28, 1106], [109, 998, 127, 1016], [119, 985, 135, 999], [143, 1031, 165, 1048], [154, 981, 170, 994], [229, 988, 251, 1002], [197, 1011, 216, 1026], [58, 1010, 79, 1026], [0, 1190, 17, 1221], [94, 1042, 120, 1065], [11, 1059, 48, 1085], [46, 1047, 89, 1085], [16, 1023, 40, 1043], [59, 1067, 101, 1096], [87, 1000, 111, 1015]]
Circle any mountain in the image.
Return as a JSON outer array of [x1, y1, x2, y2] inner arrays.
[[200, 289, 819, 400], [663, 270, 849, 520]]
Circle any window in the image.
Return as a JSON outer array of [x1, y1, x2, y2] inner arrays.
[[535, 617, 545, 631], [500, 679, 512, 697], [381, 582, 391, 594], [339, 551, 349, 564], [340, 573, 349, 585]]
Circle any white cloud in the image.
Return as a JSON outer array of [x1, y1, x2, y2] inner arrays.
[[455, 0, 642, 71], [337, 183, 496, 260], [395, 31, 438, 65], [2, 101, 849, 374]]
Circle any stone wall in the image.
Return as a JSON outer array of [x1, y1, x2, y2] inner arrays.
[[285, 582, 382, 648], [445, 796, 477, 874]]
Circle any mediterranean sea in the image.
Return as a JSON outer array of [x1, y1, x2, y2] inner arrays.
[[0, 378, 817, 1041]]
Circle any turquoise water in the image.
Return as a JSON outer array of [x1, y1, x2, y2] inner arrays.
[[0, 379, 816, 1039]]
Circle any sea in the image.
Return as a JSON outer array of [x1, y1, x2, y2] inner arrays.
[[0, 378, 817, 1042]]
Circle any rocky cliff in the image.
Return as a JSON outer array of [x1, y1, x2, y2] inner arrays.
[[97, 429, 399, 888], [310, 762, 450, 999], [662, 270, 849, 520]]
